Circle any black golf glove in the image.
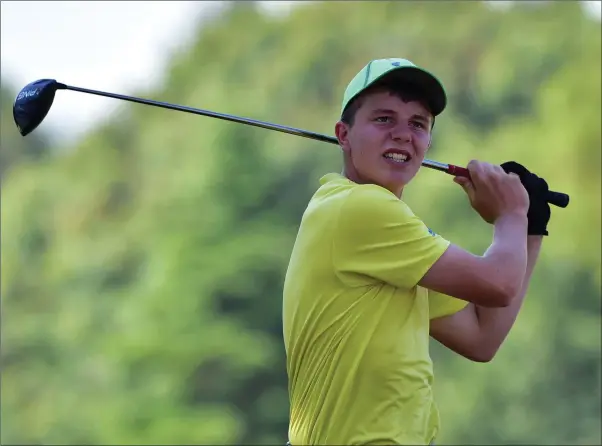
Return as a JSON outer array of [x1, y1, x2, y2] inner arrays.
[[501, 161, 550, 236]]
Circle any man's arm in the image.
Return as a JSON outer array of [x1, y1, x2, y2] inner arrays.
[[335, 163, 529, 307], [334, 184, 528, 305], [418, 212, 528, 307], [429, 235, 543, 362]]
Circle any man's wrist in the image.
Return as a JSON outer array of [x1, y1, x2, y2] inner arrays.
[[495, 211, 529, 228], [492, 213, 528, 251]]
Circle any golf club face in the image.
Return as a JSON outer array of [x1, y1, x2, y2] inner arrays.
[[13, 79, 62, 136]]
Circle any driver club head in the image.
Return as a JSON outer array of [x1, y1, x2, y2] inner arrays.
[[13, 79, 65, 136]]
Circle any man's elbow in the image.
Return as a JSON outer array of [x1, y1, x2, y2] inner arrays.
[[466, 345, 501, 363]]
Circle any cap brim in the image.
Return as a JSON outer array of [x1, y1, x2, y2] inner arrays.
[[369, 67, 447, 116]]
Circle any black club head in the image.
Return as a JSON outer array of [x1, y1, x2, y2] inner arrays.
[[13, 79, 65, 136]]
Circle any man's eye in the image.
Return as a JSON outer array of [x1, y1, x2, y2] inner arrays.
[[375, 116, 391, 123], [411, 120, 426, 129]]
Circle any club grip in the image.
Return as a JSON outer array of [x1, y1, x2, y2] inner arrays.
[[447, 165, 470, 177], [447, 164, 570, 209]]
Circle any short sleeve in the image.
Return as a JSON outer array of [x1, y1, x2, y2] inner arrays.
[[334, 185, 451, 289], [428, 291, 469, 319]]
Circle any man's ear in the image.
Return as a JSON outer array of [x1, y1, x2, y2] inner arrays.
[[335, 121, 351, 154]]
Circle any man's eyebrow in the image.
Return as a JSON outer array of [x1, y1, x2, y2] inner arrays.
[[411, 113, 431, 123], [370, 109, 431, 122], [411, 113, 433, 126], [370, 108, 397, 115]]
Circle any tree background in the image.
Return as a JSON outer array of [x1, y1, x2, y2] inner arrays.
[[2, 1, 600, 444]]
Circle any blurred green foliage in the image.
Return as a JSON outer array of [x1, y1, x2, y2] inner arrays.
[[1, 1, 600, 444]]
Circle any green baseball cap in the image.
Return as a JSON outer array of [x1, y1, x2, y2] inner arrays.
[[341, 58, 447, 117]]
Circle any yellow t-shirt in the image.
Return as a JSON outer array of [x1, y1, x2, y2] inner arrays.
[[282, 173, 467, 445]]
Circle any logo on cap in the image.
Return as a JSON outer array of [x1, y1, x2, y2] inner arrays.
[[391, 62, 401, 67]]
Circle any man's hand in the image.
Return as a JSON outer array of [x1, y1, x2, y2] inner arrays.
[[500, 161, 551, 236], [453, 160, 529, 224]]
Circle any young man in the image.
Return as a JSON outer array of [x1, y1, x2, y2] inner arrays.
[[282, 58, 552, 445]]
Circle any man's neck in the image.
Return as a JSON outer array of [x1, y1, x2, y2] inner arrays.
[[341, 168, 404, 199]]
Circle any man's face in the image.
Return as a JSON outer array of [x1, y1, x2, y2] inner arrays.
[[335, 89, 433, 197]]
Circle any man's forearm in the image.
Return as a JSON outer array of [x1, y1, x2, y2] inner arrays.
[[474, 235, 543, 354], [485, 213, 529, 301]]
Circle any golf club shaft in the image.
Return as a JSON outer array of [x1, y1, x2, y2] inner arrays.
[[61, 84, 460, 175], [59, 83, 568, 208]]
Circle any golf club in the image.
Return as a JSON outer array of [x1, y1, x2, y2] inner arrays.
[[13, 79, 570, 208]]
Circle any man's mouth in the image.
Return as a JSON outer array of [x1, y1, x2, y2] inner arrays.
[[383, 149, 412, 164]]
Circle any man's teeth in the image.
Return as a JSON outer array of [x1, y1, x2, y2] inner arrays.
[[384, 153, 408, 162]]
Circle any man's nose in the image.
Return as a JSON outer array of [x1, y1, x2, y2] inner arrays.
[[390, 123, 412, 142]]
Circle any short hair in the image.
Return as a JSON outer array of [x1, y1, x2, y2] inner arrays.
[[340, 80, 435, 128]]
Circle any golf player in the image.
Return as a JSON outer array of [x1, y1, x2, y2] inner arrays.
[[282, 58, 552, 445]]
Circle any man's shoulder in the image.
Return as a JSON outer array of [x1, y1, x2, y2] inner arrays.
[[338, 186, 415, 225]]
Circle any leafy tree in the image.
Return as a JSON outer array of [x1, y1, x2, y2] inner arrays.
[[2, 2, 600, 445]]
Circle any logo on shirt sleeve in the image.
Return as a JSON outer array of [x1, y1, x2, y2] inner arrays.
[[427, 227, 437, 236]]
